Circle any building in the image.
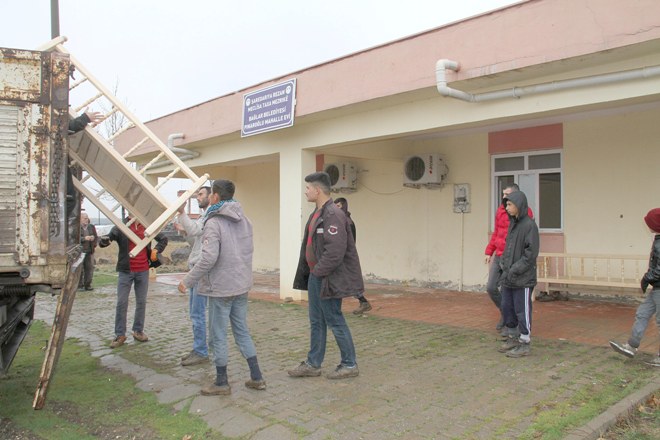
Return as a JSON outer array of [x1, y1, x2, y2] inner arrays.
[[119, 0, 660, 300]]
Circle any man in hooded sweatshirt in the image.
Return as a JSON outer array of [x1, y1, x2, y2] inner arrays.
[[609, 208, 660, 367], [497, 190, 539, 358], [177, 180, 265, 395]]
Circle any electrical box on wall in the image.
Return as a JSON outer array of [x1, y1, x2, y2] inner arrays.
[[453, 183, 471, 213], [324, 162, 357, 193], [403, 153, 448, 188]]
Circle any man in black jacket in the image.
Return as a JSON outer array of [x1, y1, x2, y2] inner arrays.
[[289, 172, 363, 379], [498, 190, 539, 358], [99, 218, 168, 348], [609, 208, 660, 367]]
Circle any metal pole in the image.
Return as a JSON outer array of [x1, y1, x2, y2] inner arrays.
[[50, 0, 60, 38]]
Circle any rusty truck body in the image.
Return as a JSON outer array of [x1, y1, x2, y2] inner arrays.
[[0, 39, 208, 408]]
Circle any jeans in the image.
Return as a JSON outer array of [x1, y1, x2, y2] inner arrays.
[[501, 286, 533, 342], [307, 274, 357, 368], [207, 293, 257, 367], [189, 284, 208, 357], [486, 255, 503, 309], [115, 270, 149, 337], [629, 288, 660, 348]]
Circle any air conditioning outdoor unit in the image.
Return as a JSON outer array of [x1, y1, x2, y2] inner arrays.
[[403, 154, 448, 188], [324, 162, 357, 192]]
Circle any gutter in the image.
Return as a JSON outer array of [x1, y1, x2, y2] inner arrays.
[[436, 59, 660, 102], [149, 133, 200, 169]]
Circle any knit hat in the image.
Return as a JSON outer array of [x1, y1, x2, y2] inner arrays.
[[644, 208, 660, 233]]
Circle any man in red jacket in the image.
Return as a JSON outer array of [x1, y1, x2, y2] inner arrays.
[[485, 184, 533, 336]]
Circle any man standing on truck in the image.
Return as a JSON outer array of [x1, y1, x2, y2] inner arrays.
[[100, 217, 168, 349]]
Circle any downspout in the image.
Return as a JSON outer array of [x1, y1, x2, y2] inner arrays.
[[436, 59, 660, 102], [149, 133, 200, 169]]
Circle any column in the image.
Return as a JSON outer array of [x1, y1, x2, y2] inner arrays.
[[279, 147, 316, 300]]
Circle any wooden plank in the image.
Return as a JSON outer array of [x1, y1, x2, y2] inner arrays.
[[33, 252, 84, 409]]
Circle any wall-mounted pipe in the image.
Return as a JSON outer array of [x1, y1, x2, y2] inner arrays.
[[149, 133, 200, 169], [436, 59, 660, 103]]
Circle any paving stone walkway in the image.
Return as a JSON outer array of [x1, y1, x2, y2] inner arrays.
[[33, 275, 660, 439]]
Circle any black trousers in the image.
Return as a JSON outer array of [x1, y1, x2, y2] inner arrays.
[[79, 253, 95, 289]]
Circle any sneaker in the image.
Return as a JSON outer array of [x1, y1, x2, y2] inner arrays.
[[110, 335, 127, 348], [353, 301, 372, 315], [84, 287, 94, 291], [496, 317, 504, 331], [498, 337, 519, 353], [201, 383, 231, 396], [326, 364, 359, 380], [132, 331, 149, 342], [181, 350, 194, 361], [506, 342, 531, 358], [181, 352, 208, 366], [287, 361, 322, 377], [245, 379, 267, 390], [609, 341, 637, 358], [645, 356, 660, 367]]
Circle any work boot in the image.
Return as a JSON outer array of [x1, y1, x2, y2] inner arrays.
[[498, 337, 519, 353], [201, 383, 231, 396], [506, 341, 531, 358], [353, 301, 372, 315], [181, 352, 208, 366], [132, 331, 149, 342], [245, 379, 267, 390], [326, 364, 359, 380], [609, 341, 637, 358], [110, 335, 127, 349], [287, 361, 322, 377]]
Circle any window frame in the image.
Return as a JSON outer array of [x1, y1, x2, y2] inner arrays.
[[491, 149, 563, 232]]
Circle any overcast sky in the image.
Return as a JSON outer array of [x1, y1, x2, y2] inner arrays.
[[2, 0, 519, 221], [3, 0, 519, 120]]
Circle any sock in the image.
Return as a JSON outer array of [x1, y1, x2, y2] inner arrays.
[[215, 365, 228, 386], [246, 356, 263, 381]]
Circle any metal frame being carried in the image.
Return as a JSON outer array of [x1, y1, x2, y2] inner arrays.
[[37, 36, 208, 256]]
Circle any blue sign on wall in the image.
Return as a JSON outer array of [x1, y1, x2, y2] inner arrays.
[[241, 79, 296, 137]]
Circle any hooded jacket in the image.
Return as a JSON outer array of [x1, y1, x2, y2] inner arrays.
[[485, 203, 534, 257], [182, 201, 253, 297], [499, 191, 539, 288], [293, 199, 364, 298]]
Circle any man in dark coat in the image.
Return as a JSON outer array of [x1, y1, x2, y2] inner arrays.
[[79, 212, 98, 290], [289, 172, 363, 379], [497, 190, 539, 358]]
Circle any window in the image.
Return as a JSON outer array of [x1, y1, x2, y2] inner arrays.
[[492, 151, 562, 230]]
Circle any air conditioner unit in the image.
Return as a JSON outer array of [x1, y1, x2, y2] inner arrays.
[[324, 162, 357, 192], [403, 154, 448, 188]]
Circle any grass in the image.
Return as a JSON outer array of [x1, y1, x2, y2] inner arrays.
[[519, 371, 657, 440], [0, 320, 226, 440]]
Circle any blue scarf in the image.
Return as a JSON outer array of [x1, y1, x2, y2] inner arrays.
[[204, 198, 236, 220]]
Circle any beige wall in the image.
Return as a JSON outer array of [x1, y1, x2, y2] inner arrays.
[[564, 106, 660, 255], [233, 161, 280, 273], [324, 132, 491, 290]]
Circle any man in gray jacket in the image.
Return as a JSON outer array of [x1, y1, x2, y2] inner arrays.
[[177, 180, 265, 395], [175, 186, 211, 366]]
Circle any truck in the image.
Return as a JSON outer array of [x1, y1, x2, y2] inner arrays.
[[0, 37, 208, 408]]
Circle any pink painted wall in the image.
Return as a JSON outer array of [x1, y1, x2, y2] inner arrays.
[[118, 0, 660, 152]]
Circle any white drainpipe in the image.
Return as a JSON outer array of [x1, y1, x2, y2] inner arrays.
[[436, 59, 660, 102], [150, 133, 200, 169]]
